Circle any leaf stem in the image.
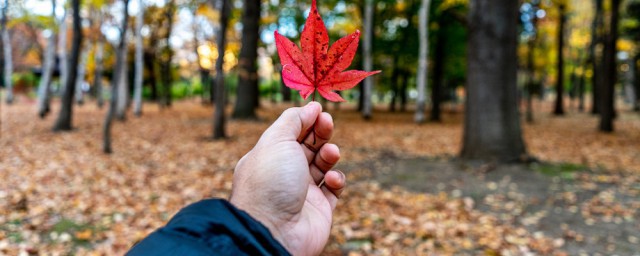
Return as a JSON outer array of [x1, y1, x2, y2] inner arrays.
[[312, 89, 317, 145]]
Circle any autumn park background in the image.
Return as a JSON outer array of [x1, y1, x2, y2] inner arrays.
[[1, 0, 639, 254]]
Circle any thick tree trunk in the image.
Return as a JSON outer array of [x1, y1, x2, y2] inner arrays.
[[362, 0, 374, 120], [461, 0, 526, 162], [553, 3, 566, 115], [415, 0, 431, 123], [591, 0, 604, 114], [133, 0, 144, 117], [431, 18, 446, 122], [213, 0, 230, 139], [104, 0, 130, 153], [74, 42, 89, 105], [94, 36, 105, 108], [38, 0, 57, 118], [233, 0, 260, 119], [159, 0, 175, 108], [53, 0, 83, 131], [1, 0, 13, 104], [599, 0, 621, 132]]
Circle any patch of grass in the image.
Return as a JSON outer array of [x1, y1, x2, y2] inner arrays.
[[532, 162, 586, 179]]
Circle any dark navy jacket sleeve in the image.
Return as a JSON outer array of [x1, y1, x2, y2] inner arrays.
[[126, 199, 291, 256]]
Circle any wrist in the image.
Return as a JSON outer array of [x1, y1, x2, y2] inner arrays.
[[229, 198, 292, 252]]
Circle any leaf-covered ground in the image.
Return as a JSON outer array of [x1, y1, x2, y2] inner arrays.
[[1, 98, 639, 255]]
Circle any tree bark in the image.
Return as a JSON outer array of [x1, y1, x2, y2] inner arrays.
[[415, 0, 431, 123], [461, 0, 526, 162], [599, 0, 621, 132], [104, 0, 130, 153], [431, 17, 446, 122], [74, 41, 89, 105], [213, 0, 230, 139], [553, 3, 566, 115], [400, 70, 408, 112], [115, 29, 129, 121], [159, 0, 175, 107], [233, 0, 260, 119], [362, 0, 374, 120], [1, 0, 13, 104], [58, 8, 69, 96], [591, 0, 604, 114], [389, 56, 399, 112], [37, 0, 57, 118], [133, 0, 144, 117], [53, 0, 83, 131]]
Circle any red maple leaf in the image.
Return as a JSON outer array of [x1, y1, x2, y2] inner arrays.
[[274, 0, 380, 102]]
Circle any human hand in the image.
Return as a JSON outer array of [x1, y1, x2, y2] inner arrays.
[[229, 102, 345, 255]]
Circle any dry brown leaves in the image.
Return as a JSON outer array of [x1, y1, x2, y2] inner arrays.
[[0, 98, 638, 255]]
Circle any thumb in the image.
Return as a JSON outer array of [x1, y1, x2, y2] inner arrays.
[[261, 102, 322, 143]]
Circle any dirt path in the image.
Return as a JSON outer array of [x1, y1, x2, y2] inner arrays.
[[351, 157, 640, 255]]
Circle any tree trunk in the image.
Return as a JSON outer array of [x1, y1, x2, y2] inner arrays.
[[94, 34, 105, 108], [159, 0, 175, 108], [591, 0, 604, 114], [144, 51, 158, 101], [362, 0, 374, 120], [74, 41, 89, 105], [1, 0, 13, 104], [431, 17, 446, 122], [461, 0, 526, 162], [400, 70, 408, 112], [634, 53, 640, 111], [414, 0, 431, 123], [38, 0, 57, 118], [553, 3, 566, 115], [599, 0, 621, 132], [58, 8, 69, 96], [213, 0, 230, 139], [104, 0, 130, 153], [53, 0, 83, 132], [233, 0, 260, 119], [115, 29, 129, 121], [578, 66, 586, 111], [133, 0, 144, 117]]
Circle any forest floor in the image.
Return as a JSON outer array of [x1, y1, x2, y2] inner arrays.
[[1, 97, 639, 255]]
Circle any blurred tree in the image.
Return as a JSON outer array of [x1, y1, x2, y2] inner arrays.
[[591, 0, 604, 114], [53, 0, 83, 131], [115, 2, 131, 120], [233, 0, 260, 119], [553, 1, 567, 115], [90, 6, 106, 109], [159, 0, 176, 108], [622, 0, 640, 111], [133, 0, 144, 116], [362, 0, 374, 119], [599, 0, 623, 132], [104, 0, 130, 153], [74, 41, 89, 105], [37, 0, 57, 118], [213, 0, 230, 139], [415, 0, 431, 123], [58, 6, 69, 98], [461, 0, 527, 161], [1, 0, 13, 104]]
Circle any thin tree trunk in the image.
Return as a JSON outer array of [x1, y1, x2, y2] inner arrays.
[[599, 0, 621, 132], [74, 41, 89, 105], [400, 70, 408, 112], [104, 0, 130, 153], [94, 35, 105, 108], [133, 0, 144, 117], [1, 0, 12, 104], [53, 0, 82, 131], [159, 0, 175, 108], [461, 0, 526, 162], [38, 0, 57, 118], [431, 17, 446, 122], [233, 0, 260, 119], [58, 8, 68, 95], [414, 0, 431, 123], [115, 30, 129, 120], [591, 0, 604, 114], [213, 0, 230, 139], [362, 0, 374, 120], [634, 53, 640, 111], [554, 3, 566, 115]]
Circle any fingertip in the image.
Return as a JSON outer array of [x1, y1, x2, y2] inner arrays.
[[324, 170, 346, 195]]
